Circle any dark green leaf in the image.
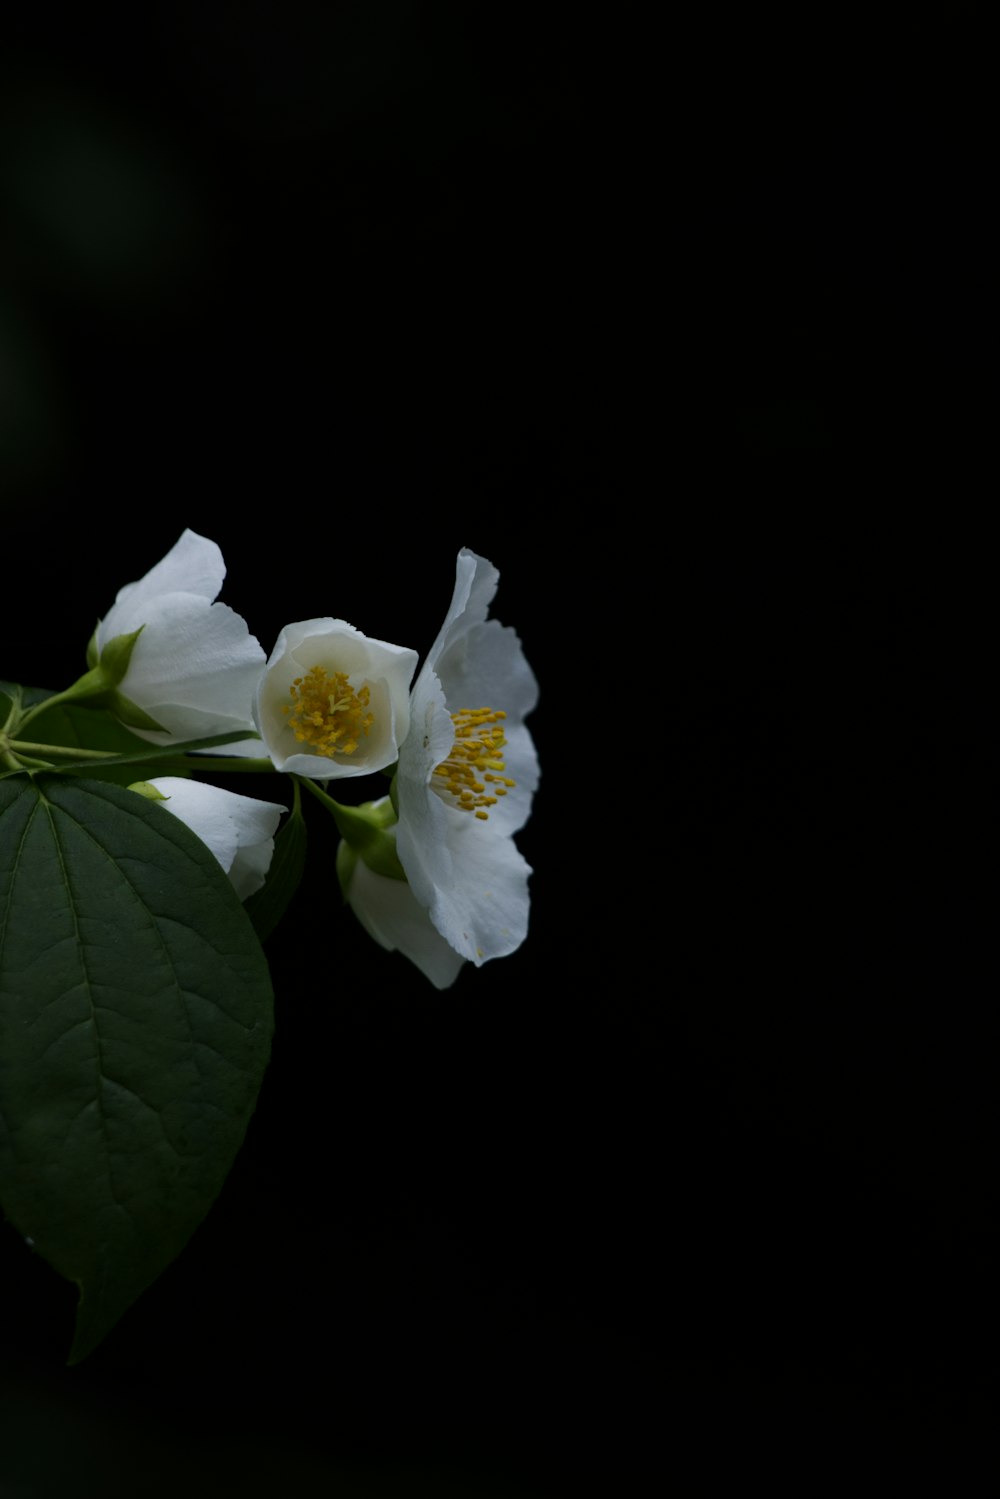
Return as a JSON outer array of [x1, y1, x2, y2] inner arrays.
[[0, 776, 274, 1363]]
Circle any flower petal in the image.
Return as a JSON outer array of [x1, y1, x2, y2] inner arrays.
[[420, 548, 501, 676], [96, 531, 265, 744], [476, 720, 539, 837], [424, 817, 533, 966], [100, 529, 226, 632], [145, 777, 283, 900], [434, 617, 540, 726], [111, 595, 265, 739], [395, 666, 457, 912], [345, 852, 466, 990]]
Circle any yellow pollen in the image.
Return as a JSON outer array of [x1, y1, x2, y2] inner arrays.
[[433, 707, 514, 819], [282, 665, 374, 758]]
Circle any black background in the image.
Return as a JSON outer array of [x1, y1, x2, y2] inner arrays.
[[1, 6, 993, 1495]]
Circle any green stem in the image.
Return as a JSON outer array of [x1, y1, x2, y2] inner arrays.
[[189, 757, 277, 774], [298, 775, 395, 838], [16, 688, 83, 734], [2, 749, 52, 772], [8, 740, 121, 760], [298, 775, 344, 816], [1, 688, 21, 736], [298, 775, 364, 844], [298, 775, 405, 879]]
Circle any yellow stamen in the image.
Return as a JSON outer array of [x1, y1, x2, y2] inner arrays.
[[433, 707, 514, 818], [282, 665, 374, 758]]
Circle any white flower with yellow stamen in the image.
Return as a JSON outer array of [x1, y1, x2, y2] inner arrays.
[[387, 548, 539, 977], [254, 618, 418, 779], [95, 528, 266, 744]]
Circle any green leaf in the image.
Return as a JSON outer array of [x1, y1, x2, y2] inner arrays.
[[0, 776, 274, 1363], [243, 789, 308, 944], [0, 681, 53, 711]]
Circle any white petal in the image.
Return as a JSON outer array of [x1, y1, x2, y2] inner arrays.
[[146, 777, 283, 899], [146, 777, 240, 872], [435, 617, 539, 725], [95, 531, 265, 745], [475, 720, 540, 837], [345, 855, 466, 990], [228, 841, 274, 902], [100, 529, 226, 637], [226, 795, 285, 900], [395, 667, 458, 911], [423, 816, 532, 966], [109, 594, 265, 743], [420, 549, 500, 680]]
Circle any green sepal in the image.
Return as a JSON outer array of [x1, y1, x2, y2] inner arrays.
[[40, 629, 167, 732], [335, 838, 357, 900], [302, 779, 407, 881], [97, 627, 145, 686], [92, 629, 167, 731], [127, 780, 170, 801], [102, 689, 167, 733], [330, 797, 407, 881], [59, 627, 144, 704], [360, 826, 406, 881], [86, 624, 99, 670]]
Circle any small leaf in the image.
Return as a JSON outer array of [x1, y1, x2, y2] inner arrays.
[[0, 681, 53, 710], [0, 776, 274, 1363], [243, 791, 308, 943]]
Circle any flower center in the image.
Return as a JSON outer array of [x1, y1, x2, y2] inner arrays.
[[433, 707, 516, 819], [283, 665, 374, 757]]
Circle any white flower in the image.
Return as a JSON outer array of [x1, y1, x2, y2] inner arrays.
[[339, 803, 466, 990], [96, 529, 265, 744], [391, 548, 539, 975], [140, 777, 284, 901], [254, 618, 418, 780]]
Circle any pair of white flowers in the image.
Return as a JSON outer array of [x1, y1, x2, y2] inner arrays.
[[99, 529, 538, 989]]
